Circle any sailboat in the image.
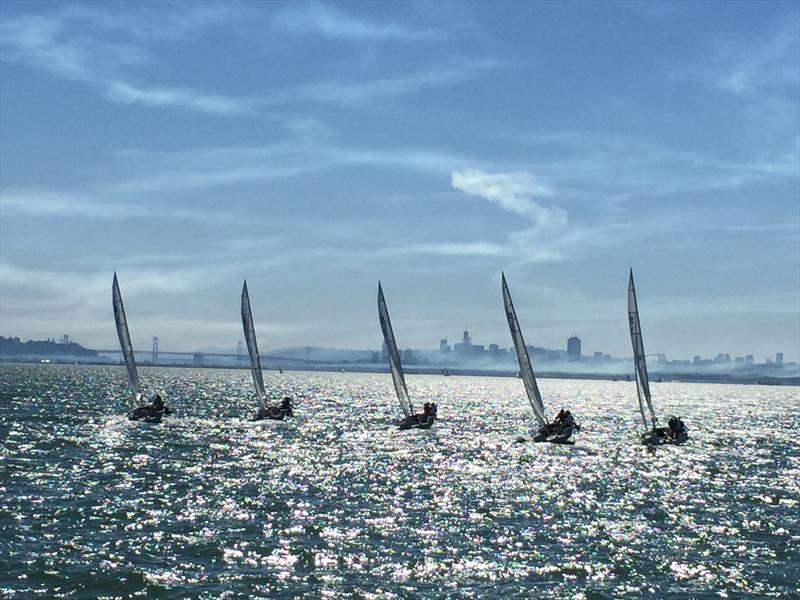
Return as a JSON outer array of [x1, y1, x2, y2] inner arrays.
[[628, 269, 687, 445], [502, 272, 577, 444], [112, 272, 169, 423], [377, 282, 436, 430], [241, 280, 293, 421]]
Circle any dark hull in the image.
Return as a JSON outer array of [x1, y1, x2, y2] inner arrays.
[[128, 406, 165, 424], [251, 406, 292, 421], [398, 415, 436, 430], [533, 424, 576, 444], [642, 427, 688, 446]]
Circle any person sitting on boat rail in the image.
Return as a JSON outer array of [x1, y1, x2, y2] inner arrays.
[[549, 409, 567, 433], [145, 394, 167, 418], [281, 396, 294, 417], [417, 402, 435, 424], [562, 410, 575, 430], [425, 403, 437, 422], [668, 416, 686, 439]]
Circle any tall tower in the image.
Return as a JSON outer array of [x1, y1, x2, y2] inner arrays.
[[237, 341, 243, 361], [567, 336, 581, 361], [152, 336, 159, 362]]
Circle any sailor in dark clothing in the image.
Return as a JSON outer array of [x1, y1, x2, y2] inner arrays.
[[152, 395, 164, 411], [281, 396, 294, 417], [550, 408, 566, 434], [420, 402, 436, 426], [668, 416, 679, 438], [668, 416, 686, 439]]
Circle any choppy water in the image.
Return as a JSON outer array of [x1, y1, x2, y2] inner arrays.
[[1, 364, 798, 599]]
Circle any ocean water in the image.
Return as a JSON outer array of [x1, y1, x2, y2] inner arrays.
[[1, 364, 798, 599]]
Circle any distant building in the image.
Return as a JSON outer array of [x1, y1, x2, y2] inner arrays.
[[593, 351, 603, 362], [745, 355, 754, 366], [402, 349, 414, 363], [440, 338, 450, 353], [693, 355, 702, 365], [193, 352, 204, 366], [776, 352, 784, 366], [453, 329, 472, 355], [734, 356, 744, 365], [381, 340, 388, 363], [567, 336, 581, 361], [61, 334, 69, 344]]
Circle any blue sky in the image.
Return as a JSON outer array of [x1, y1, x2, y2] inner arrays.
[[1, 0, 798, 361]]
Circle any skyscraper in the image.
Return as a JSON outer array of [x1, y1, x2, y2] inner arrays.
[[567, 336, 581, 361], [776, 352, 784, 366], [454, 329, 472, 355]]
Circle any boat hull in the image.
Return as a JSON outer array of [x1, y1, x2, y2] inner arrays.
[[129, 405, 164, 424], [398, 414, 436, 430], [642, 427, 688, 445], [533, 424, 576, 444], [251, 406, 291, 421]]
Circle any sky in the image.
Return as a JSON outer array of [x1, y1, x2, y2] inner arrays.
[[1, 0, 798, 362]]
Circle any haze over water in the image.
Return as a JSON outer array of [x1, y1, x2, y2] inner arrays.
[[1, 364, 798, 598]]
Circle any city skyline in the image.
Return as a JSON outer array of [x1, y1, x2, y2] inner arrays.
[[1, 2, 798, 361], [1, 329, 792, 370]]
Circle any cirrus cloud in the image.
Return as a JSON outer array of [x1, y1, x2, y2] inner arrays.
[[451, 169, 566, 228]]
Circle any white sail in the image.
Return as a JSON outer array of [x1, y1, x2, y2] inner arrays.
[[628, 268, 657, 431], [112, 272, 142, 405], [377, 282, 414, 417], [241, 280, 266, 411], [501, 272, 548, 429]]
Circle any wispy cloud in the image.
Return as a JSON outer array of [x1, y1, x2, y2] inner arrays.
[[273, 1, 447, 42], [0, 190, 255, 225], [101, 139, 472, 194], [0, 13, 153, 81], [1, 4, 499, 116], [709, 17, 799, 97], [103, 80, 258, 116], [290, 59, 502, 106], [451, 169, 565, 227], [503, 130, 799, 202], [0, 6, 253, 116], [376, 241, 508, 258]]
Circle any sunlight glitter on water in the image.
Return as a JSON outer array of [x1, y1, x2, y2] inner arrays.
[[1, 364, 798, 598]]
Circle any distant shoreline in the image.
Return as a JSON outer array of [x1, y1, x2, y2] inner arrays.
[[2, 357, 798, 387]]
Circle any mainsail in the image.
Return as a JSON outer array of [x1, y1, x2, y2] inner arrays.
[[241, 280, 266, 411], [112, 272, 141, 405], [377, 282, 414, 418], [628, 268, 657, 431], [501, 272, 548, 429]]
